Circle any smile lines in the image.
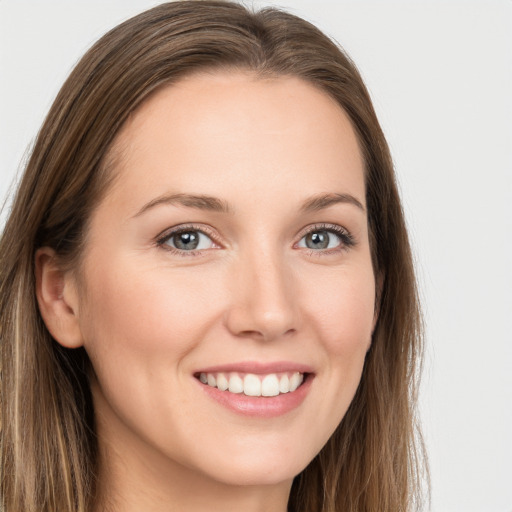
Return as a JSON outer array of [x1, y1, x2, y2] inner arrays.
[[197, 371, 305, 397]]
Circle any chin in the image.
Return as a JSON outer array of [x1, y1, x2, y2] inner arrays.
[[193, 447, 314, 488]]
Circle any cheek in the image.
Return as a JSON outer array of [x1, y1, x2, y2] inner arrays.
[[302, 260, 375, 424], [305, 264, 376, 354], [78, 257, 224, 375]]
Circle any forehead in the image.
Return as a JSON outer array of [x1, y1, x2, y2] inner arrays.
[[106, 71, 365, 212]]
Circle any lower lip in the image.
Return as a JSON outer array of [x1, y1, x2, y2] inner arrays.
[[196, 374, 313, 418]]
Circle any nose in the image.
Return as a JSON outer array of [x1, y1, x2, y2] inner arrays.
[[224, 248, 299, 342]]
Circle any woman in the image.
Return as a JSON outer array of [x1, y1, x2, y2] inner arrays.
[[0, 1, 427, 511]]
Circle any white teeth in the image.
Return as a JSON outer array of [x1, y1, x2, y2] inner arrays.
[[289, 372, 303, 392], [199, 371, 305, 396], [217, 372, 229, 391], [228, 374, 244, 394], [243, 374, 261, 396], [261, 374, 280, 396], [278, 374, 290, 394]]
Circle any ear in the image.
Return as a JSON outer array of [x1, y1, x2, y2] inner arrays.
[[35, 247, 84, 348]]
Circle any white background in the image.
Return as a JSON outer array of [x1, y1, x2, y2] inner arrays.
[[1, 1, 511, 511]]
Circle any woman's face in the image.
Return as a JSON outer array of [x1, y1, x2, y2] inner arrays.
[[75, 72, 376, 489]]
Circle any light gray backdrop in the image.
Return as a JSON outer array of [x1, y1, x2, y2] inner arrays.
[[1, 1, 511, 511]]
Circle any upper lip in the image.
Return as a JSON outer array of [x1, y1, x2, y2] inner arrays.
[[195, 361, 314, 375]]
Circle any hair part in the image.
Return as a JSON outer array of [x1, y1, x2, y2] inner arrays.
[[0, 2, 428, 511]]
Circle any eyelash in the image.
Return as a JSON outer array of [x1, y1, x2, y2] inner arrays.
[[156, 224, 218, 258], [155, 223, 355, 257], [297, 223, 356, 256]]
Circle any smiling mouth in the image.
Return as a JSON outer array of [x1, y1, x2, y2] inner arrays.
[[195, 371, 307, 397]]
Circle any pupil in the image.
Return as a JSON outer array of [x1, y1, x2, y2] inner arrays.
[[174, 231, 199, 250], [307, 231, 329, 249]]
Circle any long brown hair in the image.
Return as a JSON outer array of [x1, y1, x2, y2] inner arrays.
[[0, 2, 427, 510]]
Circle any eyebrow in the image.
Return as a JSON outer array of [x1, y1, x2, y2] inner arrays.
[[299, 192, 365, 213], [133, 191, 364, 218], [133, 193, 232, 217]]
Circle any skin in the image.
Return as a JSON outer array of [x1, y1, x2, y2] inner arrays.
[[37, 72, 377, 512]]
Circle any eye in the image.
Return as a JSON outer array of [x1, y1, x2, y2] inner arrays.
[[159, 228, 216, 252], [296, 225, 354, 252], [298, 230, 340, 250]]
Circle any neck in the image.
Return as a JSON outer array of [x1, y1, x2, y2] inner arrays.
[[92, 406, 292, 512], [94, 445, 292, 512]]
